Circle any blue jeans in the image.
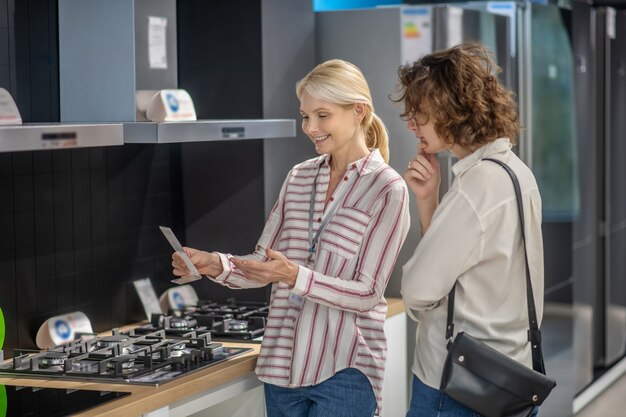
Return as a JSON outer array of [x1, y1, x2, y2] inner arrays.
[[264, 368, 376, 417], [407, 375, 539, 417]]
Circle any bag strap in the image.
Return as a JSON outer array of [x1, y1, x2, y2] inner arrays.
[[444, 157, 546, 374]]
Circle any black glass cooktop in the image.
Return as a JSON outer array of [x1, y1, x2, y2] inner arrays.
[[0, 384, 130, 417]]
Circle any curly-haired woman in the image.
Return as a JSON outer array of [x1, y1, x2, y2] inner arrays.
[[396, 43, 544, 416]]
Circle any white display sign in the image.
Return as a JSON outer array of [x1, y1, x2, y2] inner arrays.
[[148, 16, 168, 69], [159, 285, 199, 312], [0, 88, 22, 126], [36, 312, 93, 349], [133, 278, 164, 320], [147, 89, 197, 122]]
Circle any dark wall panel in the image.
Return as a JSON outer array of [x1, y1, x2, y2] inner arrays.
[[177, 0, 263, 119], [0, 145, 188, 354], [177, 0, 269, 302]]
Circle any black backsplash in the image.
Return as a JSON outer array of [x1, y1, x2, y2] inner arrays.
[[0, 0, 269, 356], [0, 144, 189, 353]]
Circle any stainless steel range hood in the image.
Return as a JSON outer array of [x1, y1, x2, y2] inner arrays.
[[58, 0, 295, 143], [0, 123, 123, 153], [123, 119, 295, 143]]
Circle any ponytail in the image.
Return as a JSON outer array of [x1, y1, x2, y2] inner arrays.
[[364, 112, 389, 163]]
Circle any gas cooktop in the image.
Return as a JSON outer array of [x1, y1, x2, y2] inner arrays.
[[135, 299, 269, 343], [0, 328, 250, 385]]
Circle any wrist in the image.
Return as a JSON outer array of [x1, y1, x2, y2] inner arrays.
[[283, 263, 299, 288], [205, 252, 223, 277]]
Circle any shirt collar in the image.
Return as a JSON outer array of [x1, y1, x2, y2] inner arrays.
[[316, 149, 384, 176], [451, 138, 512, 177]]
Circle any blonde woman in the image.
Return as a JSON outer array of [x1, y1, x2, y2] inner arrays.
[[172, 59, 410, 417]]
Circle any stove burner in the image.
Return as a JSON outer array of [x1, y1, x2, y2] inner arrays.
[[98, 335, 130, 348], [169, 317, 197, 329], [227, 320, 249, 331], [107, 355, 136, 370], [39, 351, 69, 367], [132, 299, 268, 342]]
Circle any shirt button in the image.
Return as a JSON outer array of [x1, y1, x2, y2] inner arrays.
[[317, 217, 322, 222], [330, 197, 334, 202], [343, 176, 348, 181], [351, 164, 357, 169]]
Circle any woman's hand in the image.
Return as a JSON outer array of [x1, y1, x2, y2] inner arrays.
[[404, 147, 441, 202], [231, 248, 299, 288], [172, 247, 223, 277], [405, 146, 441, 234]]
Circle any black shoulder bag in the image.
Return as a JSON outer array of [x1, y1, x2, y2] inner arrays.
[[439, 158, 556, 417]]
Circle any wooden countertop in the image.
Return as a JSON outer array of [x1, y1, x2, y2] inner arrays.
[[0, 298, 405, 416]]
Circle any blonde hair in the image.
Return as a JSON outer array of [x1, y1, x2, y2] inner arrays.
[[296, 59, 389, 163]]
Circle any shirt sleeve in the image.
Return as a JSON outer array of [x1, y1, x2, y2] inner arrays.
[[208, 171, 290, 289], [291, 183, 410, 313], [400, 189, 482, 319]]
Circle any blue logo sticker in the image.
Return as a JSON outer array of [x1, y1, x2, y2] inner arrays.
[[172, 292, 185, 309], [165, 93, 179, 112], [54, 320, 72, 340]]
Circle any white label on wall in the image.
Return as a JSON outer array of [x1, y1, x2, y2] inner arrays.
[[149, 16, 168, 69], [400, 7, 433, 65]]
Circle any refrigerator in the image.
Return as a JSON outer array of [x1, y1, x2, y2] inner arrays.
[[316, 3, 518, 296], [571, 0, 626, 394]]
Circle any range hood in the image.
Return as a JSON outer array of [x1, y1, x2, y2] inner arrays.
[[58, 0, 295, 143], [0, 88, 122, 153], [0, 123, 123, 153]]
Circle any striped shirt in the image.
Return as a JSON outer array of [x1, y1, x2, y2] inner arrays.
[[210, 149, 410, 412]]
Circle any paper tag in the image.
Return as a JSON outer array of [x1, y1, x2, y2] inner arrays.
[[133, 278, 164, 319], [148, 16, 168, 69], [288, 292, 305, 307], [159, 226, 202, 284]]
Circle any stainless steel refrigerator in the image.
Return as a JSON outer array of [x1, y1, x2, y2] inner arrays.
[[572, 0, 626, 394], [316, 2, 518, 296]]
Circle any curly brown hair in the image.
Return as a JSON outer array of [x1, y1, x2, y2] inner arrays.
[[394, 43, 520, 149]]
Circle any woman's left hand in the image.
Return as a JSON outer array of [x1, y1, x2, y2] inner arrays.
[[231, 248, 299, 288]]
